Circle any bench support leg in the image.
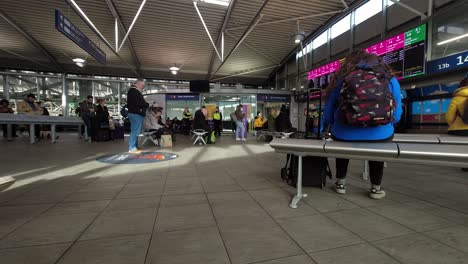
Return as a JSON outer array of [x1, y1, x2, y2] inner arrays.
[[30, 124, 36, 144], [362, 160, 369, 180], [6, 124, 12, 141], [290, 155, 308, 209], [51, 125, 57, 143]]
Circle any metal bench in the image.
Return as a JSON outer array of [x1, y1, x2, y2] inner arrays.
[[256, 130, 295, 140], [270, 138, 468, 208], [0, 113, 84, 144], [141, 131, 160, 147], [362, 134, 468, 179]]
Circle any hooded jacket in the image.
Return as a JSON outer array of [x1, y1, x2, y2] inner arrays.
[[446, 86, 468, 132]]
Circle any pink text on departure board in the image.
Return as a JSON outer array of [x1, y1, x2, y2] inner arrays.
[[308, 60, 340, 80]]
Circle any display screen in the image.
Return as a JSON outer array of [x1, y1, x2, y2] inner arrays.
[[307, 24, 426, 81], [365, 24, 426, 79]]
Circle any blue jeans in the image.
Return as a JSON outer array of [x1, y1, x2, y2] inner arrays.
[[128, 113, 144, 151], [235, 120, 245, 139]]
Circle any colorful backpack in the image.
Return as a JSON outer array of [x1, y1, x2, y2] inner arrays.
[[338, 69, 395, 127]]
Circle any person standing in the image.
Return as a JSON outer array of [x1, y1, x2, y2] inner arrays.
[[182, 107, 193, 135], [234, 104, 246, 141], [446, 77, 468, 172], [127, 79, 149, 153], [324, 50, 402, 199], [17, 93, 43, 141], [80, 95, 95, 141], [213, 107, 223, 136]]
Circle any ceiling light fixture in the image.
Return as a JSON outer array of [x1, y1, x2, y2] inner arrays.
[[437, 33, 468, 45], [72, 58, 86, 68], [169, 66, 180, 75], [292, 31, 305, 45], [199, 0, 230, 6]]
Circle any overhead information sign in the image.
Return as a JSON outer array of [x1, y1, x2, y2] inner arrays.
[[166, 94, 200, 101], [257, 94, 291, 102], [307, 24, 427, 81], [55, 9, 106, 64], [427, 50, 468, 75]]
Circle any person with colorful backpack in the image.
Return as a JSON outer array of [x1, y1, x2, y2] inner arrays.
[[324, 50, 403, 199]]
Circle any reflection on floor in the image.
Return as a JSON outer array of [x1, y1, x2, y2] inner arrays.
[[0, 134, 467, 264]]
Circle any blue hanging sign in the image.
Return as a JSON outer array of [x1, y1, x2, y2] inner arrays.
[[427, 50, 468, 75], [166, 94, 200, 101], [55, 9, 107, 64], [257, 94, 291, 102]]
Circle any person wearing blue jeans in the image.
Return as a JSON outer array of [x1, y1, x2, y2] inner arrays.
[[126, 79, 149, 153], [234, 105, 246, 141], [128, 113, 144, 152]]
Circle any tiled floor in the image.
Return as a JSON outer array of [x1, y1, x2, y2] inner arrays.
[[0, 134, 467, 264]]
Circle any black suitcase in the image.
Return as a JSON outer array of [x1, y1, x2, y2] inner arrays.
[[96, 129, 110, 142], [281, 154, 332, 188], [113, 124, 125, 140]]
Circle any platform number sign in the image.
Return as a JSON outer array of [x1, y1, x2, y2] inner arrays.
[[427, 50, 468, 75]]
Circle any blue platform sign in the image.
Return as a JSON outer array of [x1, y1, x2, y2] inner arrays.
[[55, 9, 106, 64], [166, 94, 200, 101], [257, 94, 291, 102], [427, 50, 468, 75]]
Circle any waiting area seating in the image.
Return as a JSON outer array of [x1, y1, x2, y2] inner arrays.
[[256, 130, 295, 140], [0, 113, 84, 143], [270, 137, 468, 208], [192, 129, 208, 145], [141, 131, 160, 146]]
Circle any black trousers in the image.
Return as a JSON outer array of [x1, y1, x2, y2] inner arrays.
[[213, 120, 222, 136], [333, 135, 393, 186]]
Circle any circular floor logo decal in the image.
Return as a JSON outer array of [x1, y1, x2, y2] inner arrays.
[[96, 152, 178, 164]]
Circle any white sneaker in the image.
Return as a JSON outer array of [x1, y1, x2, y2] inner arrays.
[[369, 188, 386, 199], [242, 138, 247, 141], [236, 138, 241, 141]]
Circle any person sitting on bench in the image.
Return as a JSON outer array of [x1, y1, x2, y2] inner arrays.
[[144, 107, 171, 139], [193, 107, 213, 144], [254, 111, 267, 131], [275, 105, 296, 132], [324, 50, 402, 200]]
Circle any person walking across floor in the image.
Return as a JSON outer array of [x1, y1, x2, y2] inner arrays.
[[324, 50, 402, 199], [446, 77, 468, 171], [127, 79, 149, 153], [213, 107, 223, 136]]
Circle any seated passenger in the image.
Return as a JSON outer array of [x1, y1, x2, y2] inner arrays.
[[275, 105, 295, 132], [144, 107, 171, 139], [254, 111, 267, 131], [324, 50, 402, 199], [17, 93, 43, 141], [193, 108, 213, 144], [0, 99, 16, 138], [267, 108, 277, 131]]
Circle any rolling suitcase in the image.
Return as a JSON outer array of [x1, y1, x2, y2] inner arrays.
[[281, 154, 332, 188], [113, 124, 125, 140]]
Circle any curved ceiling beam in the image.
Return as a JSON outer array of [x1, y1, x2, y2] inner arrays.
[[211, 0, 271, 79]]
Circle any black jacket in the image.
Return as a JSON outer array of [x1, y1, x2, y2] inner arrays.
[[127, 86, 149, 116], [193, 109, 210, 131], [275, 111, 293, 132]]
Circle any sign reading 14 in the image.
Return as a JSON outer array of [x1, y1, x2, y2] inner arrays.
[[438, 54, 468, 70]]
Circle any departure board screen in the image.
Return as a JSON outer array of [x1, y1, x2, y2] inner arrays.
[[307, 24, 426, 81], [365, 24, 426, 79]]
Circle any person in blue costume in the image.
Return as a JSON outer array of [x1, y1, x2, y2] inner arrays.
[[324, 50, 402, 199]]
